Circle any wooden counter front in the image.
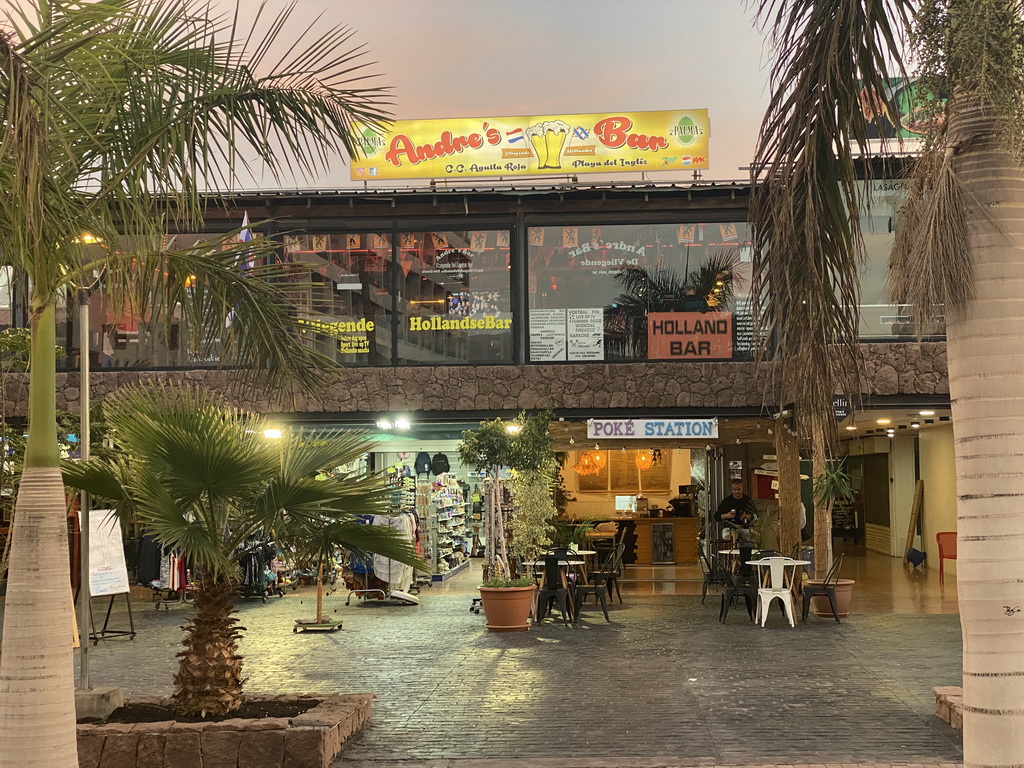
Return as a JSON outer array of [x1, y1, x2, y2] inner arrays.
[[632, 517, 697, 565]]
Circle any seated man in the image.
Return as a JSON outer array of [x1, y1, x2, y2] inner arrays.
[[716, 480, 757, 546]]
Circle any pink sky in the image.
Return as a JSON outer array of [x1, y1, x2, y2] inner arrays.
[[251, 0, 772, 188]]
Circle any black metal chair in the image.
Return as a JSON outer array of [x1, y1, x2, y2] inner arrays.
[[698, 544, 729, 604], [719, 568, 758, 622], [574, 569, 611, 623], [536, 554, 572, 626], [801, 553, 845, 624], [588, 543, 625, 604]]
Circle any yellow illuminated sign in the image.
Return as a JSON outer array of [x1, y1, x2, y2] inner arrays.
[[350, 110, 709, 181]]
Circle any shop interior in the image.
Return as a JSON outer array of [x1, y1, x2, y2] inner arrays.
[[295, 409, 955, 604]]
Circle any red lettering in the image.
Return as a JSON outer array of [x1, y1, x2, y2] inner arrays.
[[594, 116, 631, 148], [594, 115, 669, 152], [385, 130, 484, 167], [386, 134, 418, 166]]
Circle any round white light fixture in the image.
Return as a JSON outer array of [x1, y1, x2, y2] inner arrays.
[[394, 418, 411, 430], [376, 419, 393, 430], [263, 428, 283, 440], [911, 421, 920, 428]]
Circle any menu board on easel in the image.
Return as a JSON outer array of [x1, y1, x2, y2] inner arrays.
[[89, 510, 130, 597]]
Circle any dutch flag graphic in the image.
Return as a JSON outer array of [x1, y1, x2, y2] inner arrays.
[[506, 128, 524, 144]]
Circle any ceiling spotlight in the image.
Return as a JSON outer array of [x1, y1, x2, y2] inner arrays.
[[376, 419, 393, 430], [919, 410, 935, 416], [846, 425, 857, 431], [911, 421, 920, 428], [394, 418, 411, 430], [263, 428, 283, 439], [876, 418, 891, 425], [505, 424, 522, 434]]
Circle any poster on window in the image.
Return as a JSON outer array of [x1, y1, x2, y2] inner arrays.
[[529, 309, 567, 361], [567, 308, 604, 361]]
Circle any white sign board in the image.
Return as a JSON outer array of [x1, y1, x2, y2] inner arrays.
[[89, 510, 130, 597], [567, 308, 604, 361], [529, 308, 567, 361], [587, 418, 719, 440]]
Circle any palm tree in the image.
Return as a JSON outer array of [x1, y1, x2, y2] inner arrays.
[[750, 1, 1024, 763], [62, 382, 421, 717], [0, 1, 391, 763]]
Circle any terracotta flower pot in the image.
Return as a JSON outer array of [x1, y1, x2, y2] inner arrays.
[[809, 578, 856, 618], [477, 585, 537, 632]]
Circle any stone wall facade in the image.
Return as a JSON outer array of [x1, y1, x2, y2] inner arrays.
[[5, 342, 948, 419]]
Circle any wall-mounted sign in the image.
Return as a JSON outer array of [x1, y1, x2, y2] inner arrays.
[[647, 312, 733, 359], [587, 418, 719, 440], [350, 109, 710, 180]]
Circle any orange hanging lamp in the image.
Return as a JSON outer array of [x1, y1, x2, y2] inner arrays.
[[635, 450, 653, 470]]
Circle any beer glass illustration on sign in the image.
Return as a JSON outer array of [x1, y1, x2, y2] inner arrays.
[[526, 120, 571, 169]]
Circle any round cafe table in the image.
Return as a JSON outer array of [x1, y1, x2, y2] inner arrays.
[[746, 559, 811, 590]]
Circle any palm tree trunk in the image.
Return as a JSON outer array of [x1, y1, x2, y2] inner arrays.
[[946, 92, 1024, 766], [811, 428, 832, 576], [774, 423, 801, 556], [172, 577, 245, 718], [0, 302, 78, 768]]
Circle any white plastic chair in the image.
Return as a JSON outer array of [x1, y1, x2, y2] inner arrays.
[[754, 557, 798, 627]]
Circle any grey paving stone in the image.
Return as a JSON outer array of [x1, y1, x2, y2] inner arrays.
[[1, 589, 964, 765]]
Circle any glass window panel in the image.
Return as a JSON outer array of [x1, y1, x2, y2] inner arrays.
[[858, 179, 945, 339], [528, 222, 753, 362], [286, 233, 393, 366], [396, 230, 513, 365]]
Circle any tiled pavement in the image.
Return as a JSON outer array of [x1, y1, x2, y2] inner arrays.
[[2, 583, 963, 766]]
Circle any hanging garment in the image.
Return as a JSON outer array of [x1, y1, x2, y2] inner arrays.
[[372, 514, 415, 591], [136, 532, 162, 587]]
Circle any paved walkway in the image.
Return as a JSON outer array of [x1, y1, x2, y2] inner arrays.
[[32, 583, 964, 766]]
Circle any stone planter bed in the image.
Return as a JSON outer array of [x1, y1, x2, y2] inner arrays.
[[76, 693, 373, 768]]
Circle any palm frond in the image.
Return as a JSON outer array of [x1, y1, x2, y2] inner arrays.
[[750, 0, 913, 444]]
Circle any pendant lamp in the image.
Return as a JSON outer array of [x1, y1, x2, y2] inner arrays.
[[592, 451, 607, 469], [635, 450, 653, 470]]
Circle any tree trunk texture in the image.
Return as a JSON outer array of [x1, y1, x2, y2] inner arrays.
[[775, 424, 802, 557], [0, 303, 77, 768], [172, 578, 246, 718], [947, 93, 1024, 767], [811, 428, 832, 576]]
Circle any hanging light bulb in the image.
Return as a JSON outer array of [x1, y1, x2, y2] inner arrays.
[[569, 436, 575, 444], [592, 451, 607, 469]]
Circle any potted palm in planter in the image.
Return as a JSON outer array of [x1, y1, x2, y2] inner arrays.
[[459, 410, 556, 631], [808, 460, 856, 618], [63, 382, 422, 714]]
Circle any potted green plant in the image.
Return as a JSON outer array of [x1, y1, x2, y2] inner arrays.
[[809, 460, 856, 618], [459, 410, 556, 631]]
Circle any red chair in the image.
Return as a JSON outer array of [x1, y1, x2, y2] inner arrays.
[[936, 532, 957, 584]]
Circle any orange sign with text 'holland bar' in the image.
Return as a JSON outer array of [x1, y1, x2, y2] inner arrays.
[[647, 312, 733, 359]]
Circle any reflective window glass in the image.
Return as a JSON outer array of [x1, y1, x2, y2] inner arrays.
[[395, 230, 513, 364]]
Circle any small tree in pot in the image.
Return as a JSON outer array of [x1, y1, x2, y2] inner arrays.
[[459, 410, 556, 631]]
